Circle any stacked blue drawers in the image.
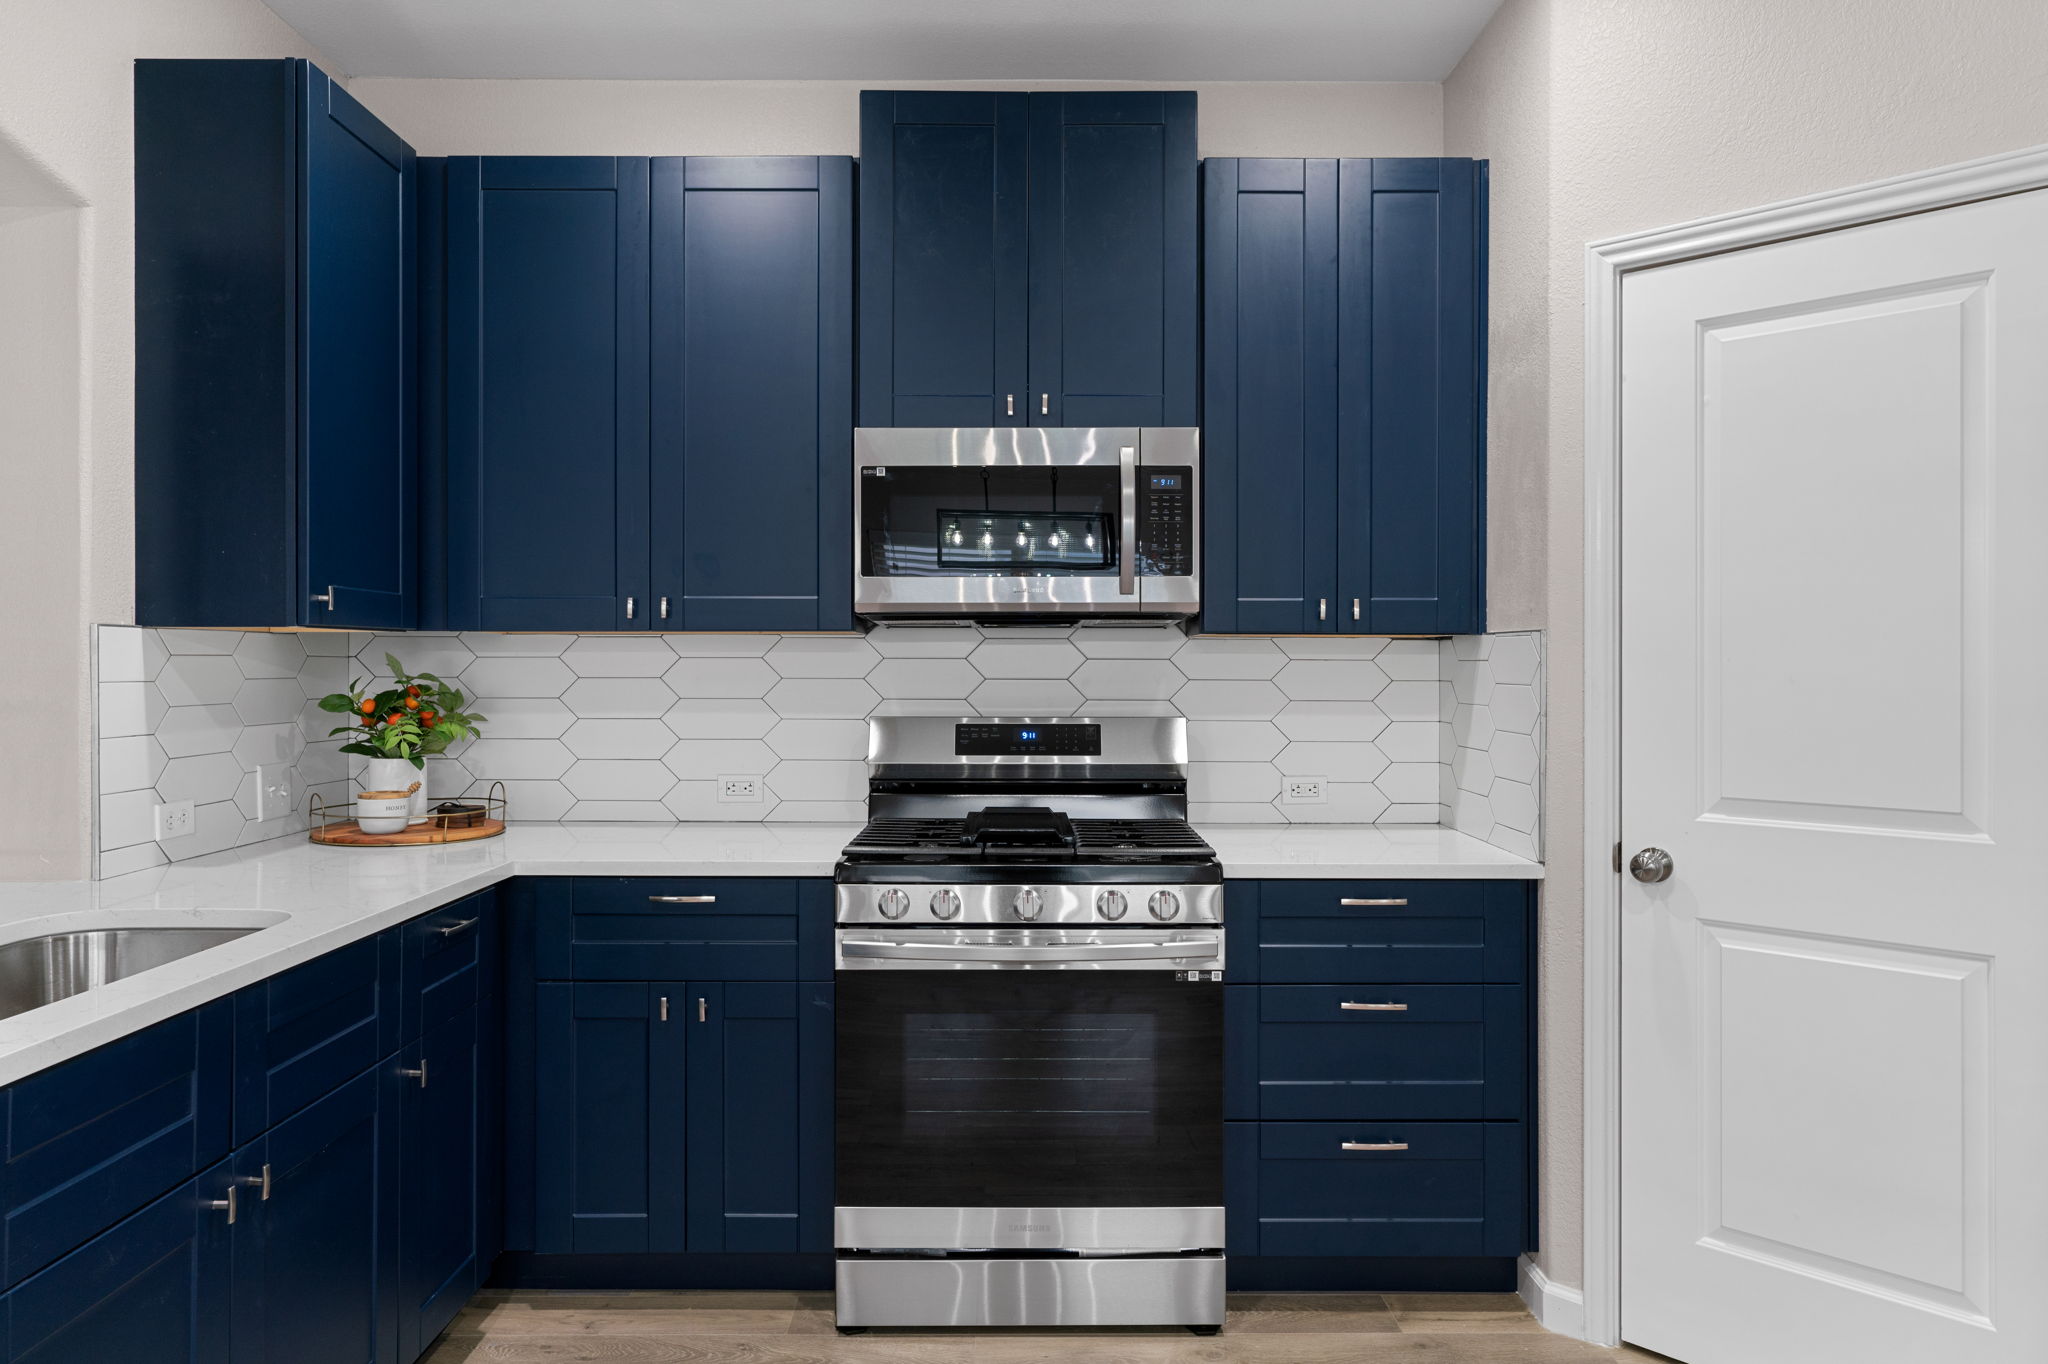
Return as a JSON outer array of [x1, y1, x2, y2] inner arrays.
[[1224, 879, 1535, 1279]]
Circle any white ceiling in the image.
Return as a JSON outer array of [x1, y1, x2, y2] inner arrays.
[[262, 0, 1504, 82]]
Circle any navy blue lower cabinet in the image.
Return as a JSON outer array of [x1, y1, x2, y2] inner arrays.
[[398, 1009, 483, 1360], [1249, 880, 1529, 984], [683, 983, 833, 1254], [538, 878, 830, 982], [650, 157, 854, 631], [533, 983, 686, 1254], [1228, 1122, 1525, 1259], [234, 930, 399, 1143], [0, 1001, 232, 1289], [231, 1067, 399, 1364], [1, 1166, 235, 1364]]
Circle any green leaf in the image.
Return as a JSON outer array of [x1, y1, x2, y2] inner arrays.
[[385, 652, 406, 679], [317, 695, 353, 712]]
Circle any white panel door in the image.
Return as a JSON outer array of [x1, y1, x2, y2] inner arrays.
[[1620, 189, 2048, 1364]]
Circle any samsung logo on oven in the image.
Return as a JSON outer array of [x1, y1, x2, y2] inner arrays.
[[1007, 1223, 1053, 1232]]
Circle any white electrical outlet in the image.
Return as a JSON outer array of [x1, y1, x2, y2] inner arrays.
[[718, 776, 762, 804], [155, 799, 196, 840], [254, 763, 291, 822], [1283, 778, 1327, 804]]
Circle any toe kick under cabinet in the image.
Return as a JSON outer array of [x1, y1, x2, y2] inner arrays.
[[1223, 879, 1536, 1291]]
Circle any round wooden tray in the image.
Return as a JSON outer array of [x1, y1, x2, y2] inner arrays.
[[308, 785, 507, 847], [310, 817, 506, 847]]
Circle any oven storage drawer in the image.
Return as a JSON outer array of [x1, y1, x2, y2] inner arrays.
[[1239, 880, 1528, 984], [1228, 984, 1526, 1120], [1226, 1121, 1525, 1258], [539, 878, 829, 981]]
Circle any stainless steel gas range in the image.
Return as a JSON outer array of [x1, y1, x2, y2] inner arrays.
[[831, 715, 1225, 1334]]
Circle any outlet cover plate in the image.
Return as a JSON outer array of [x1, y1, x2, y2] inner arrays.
[[1283, 778, 1327, 804], [155, 799, 196, 840], [718, 776, 762, 804]]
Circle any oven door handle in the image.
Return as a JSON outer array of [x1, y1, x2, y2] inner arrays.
[[839, 937, 1219, 965], [1118, 443, 1138, 596]]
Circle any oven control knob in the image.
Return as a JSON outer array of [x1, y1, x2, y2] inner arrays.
[[930, 888, 962, 921], [877, 889, 911, 920], [1013, 887, 1044, 922], [1147, 890, 1183, 921], [1095, 889, 1129, 920]]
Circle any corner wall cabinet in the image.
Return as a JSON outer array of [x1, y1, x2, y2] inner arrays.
[[135, 59, 417, 630], [1202, 158, 1487, 635], [432, 156, 853, 632], [858, 90, 1197, 427]]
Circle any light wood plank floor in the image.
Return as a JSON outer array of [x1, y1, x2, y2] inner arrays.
[[423, 1291, 1668, 1362]]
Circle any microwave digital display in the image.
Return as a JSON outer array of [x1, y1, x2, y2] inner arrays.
[[1149, 473, 1184, 490]]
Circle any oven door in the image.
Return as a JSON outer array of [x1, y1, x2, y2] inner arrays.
[[835, 928, 1223, 1252], [854, 427, 1196, 618]]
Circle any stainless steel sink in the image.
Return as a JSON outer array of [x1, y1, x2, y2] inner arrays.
[[0, 928, 261, 1021]]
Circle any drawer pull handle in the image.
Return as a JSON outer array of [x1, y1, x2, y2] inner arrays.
[[1340, 1001, 1408, 1011], [435, 917, 479, 938], [1339, 898, 1408, 907], [647, 895, 717, 904], [1340, 1142, 1410, 1152]]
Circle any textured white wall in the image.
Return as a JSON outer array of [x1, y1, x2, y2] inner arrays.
[[345, 77, 1444, 158], [0, 0, 332, 879], [1444, 0, 2048, 1292]]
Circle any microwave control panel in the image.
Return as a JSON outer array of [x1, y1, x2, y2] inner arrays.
[[1139, 468, 1195, 576]]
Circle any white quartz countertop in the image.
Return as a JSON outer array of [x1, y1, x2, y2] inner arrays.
[[0, 821, 1535, 1085]]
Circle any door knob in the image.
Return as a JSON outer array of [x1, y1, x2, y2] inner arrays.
[[1629, 848, 1674, 883]]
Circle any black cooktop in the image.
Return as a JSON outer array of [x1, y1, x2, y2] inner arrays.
[[843, 810, 1215, 863]]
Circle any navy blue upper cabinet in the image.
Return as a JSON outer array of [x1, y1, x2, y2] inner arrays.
[[1203, 157, 1487, 635], [445, 157, 652, 630], [859, 90, 1196, 428], [135, 60, 416, 630], [1027, 93, 1197, 427], [650, 157, 854, 631]]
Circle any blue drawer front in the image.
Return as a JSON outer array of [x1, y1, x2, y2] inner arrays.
[[1234, 984, 1526, 1121], [400, 888, 495, 1040], [1246, 880, 1528, 984], [0, 1003, 232, 1289], [234, 931, 400, 1141], [540, 878, 830, 981], [1228, 1121, 1524, 1258]]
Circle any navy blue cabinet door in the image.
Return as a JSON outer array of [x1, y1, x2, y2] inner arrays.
[[1027, 92, 1197, 427], [2, 1167, 235, 1364], [650, 157, 854, 631], [533, 983, 685, 1253], [682, 983, 833, 1254], [1202, 158, 1485, 636], [398, 1009, 481, 1360], [232, 1068, 399, 1364], [1337, 159, 1486, 635], [134, 60, 416, 629], [858, 91, 1029, 427], [446, 157, 652, 630], [1201, 159, 1340, 634]]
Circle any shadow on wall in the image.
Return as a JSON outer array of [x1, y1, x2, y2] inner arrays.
[[0, 125, 88, 881]]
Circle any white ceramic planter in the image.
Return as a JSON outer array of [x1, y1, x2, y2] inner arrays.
[[360, 756, 429, 825]]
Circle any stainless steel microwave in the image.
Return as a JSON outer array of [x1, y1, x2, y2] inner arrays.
[[854, 427, 1199, 621]]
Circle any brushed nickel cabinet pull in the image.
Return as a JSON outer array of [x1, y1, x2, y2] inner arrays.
[[1340, 1142, 1410, 1152], [241, 1164, 272, 1201], [1340, 1002, 1409, 1012], [659, 996, 669, 1022], [400, 1060, 428, 1088], [625, 596, 637, 620], [1352, 598, 1361, 621], [659, 595, 671, 620], [1339, 898, 1409, 907], [648, 895, 717, 904], [1006, 394, 1015, 416], [697, 997, 708, 1023], [210, 1186, 238, 1224], [1318, 598, 1327, 621], [1040, 393, 1049, 415], [436, 917, 479, 938], [311, 587, 336, 611]]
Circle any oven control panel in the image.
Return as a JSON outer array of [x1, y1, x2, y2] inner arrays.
[[836, 882, 1223, 926], [954, 723, 1102, 757], [1138, 467, 1195, 577]]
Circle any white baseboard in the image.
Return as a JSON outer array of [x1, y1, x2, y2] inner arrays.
[[1518, 1255, 1588, 1340]]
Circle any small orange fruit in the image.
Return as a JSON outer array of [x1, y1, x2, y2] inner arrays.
[[359, 697, 376, 714]]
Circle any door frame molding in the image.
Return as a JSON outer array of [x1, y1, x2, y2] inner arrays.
[[1580, 140, 2048, 1349]]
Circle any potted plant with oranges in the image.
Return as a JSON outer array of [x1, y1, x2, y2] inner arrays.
[[320, 655, 486, 825]]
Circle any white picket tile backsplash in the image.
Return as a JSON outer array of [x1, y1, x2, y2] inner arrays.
[[91, 624, 1548, 874], [1439, 631, 1546, 860]]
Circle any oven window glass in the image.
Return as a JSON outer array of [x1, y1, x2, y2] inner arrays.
[[837, 973, 1221, 1209], [861, 466, 1121, 577]]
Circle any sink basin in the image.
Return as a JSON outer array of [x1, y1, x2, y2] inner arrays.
[[0, 928, 262, 1021]]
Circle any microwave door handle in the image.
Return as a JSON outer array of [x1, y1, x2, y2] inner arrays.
[[839, 937, 1218, 965], [1118, 444, 1138, 596]]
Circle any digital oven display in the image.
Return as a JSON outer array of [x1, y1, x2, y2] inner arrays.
[[954, 723, 1103, 756]]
